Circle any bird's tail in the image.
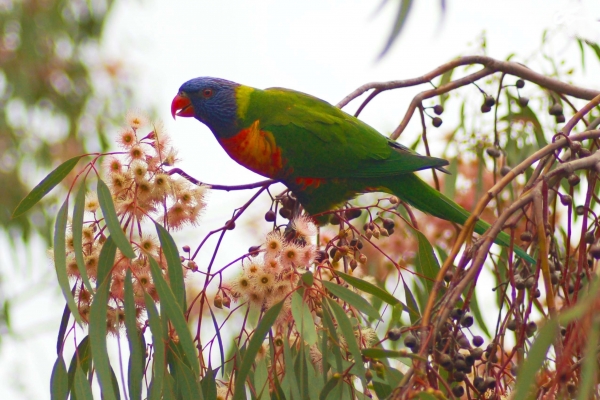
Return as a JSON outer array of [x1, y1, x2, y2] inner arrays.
[[384, 173, 535, 264]]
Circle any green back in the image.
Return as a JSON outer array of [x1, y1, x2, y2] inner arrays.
[[237, 87, 448, 179]]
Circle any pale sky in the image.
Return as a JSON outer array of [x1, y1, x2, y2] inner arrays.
[[1, 0, 599, 398]]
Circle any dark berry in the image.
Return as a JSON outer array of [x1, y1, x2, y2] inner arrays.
[[516, 79, 525, 88], [481, 104, 492, 113], [265, 210, 276, 222], [567, 174, 580, 186], [500, 165, 512, 176], [484, 95, 496, 107], [453, 370, 465, 382], [432, 117, 443, 127], [549, 103, 563, 116], [403, 334, 418, 348], [519, 96, 529, 107], [451, 386, 465, 397], [590, 244, 600, 260], [387, 328, 402, 341], [506, 319, 517, 331], [485, 147, 501, 158], [433, 104, 444, 115], [329, 213, 341, 225], [556, 114, 566, 123], [382, 218, 395, 230], [346, 208, 362, 220], [279, 208, 292, 219], [520, 231, 532, 242], [225, 219, 236, 230], [450, 308, 464, 320], [460, 314, 474, 328], [472, 336, 484, 347]]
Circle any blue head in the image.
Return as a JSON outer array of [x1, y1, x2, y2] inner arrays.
[[171, 77, 240, 138]]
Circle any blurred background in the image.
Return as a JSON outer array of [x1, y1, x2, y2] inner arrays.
[[1, 0, 599, 398]]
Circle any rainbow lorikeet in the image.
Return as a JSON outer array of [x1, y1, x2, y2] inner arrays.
[[171, 77, 532, 263]]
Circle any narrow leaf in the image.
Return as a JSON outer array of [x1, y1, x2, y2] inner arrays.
[[233, 300, 284, 400], [96, 179, 136, 259], [89, 236, 117, 400], [13, 155, 83, 218], [66, 336, 91, 395], [336, 272, 401, 307], [403, 281, 420, 324], [56, 299, 71, 354], [51, 356, 69, 400], [319, 375, 341, 400], [125, 269, 144, 400], [145, 293, 165, 400], [379, 0, 414, 58], [411, 228, 440, 297], [148, 256, 199, 376], [327, 298, 367, 388], [53, 199, 83, 326], [155, 222, 186, 310], [291, 290, 318, 345], [282, 339, 301, 400], [208, 307, 226, 377], [200, 366, 218, 400], [322, 280, 380, 321], [170, 347, 202, 400], [72, 183, 94, 293], [577, 317, 600, 400], [513, 320, 558, 400], [73, 362, 94, 400]]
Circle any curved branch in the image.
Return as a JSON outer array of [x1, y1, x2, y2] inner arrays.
[[337, 55, 600, 140], [168, 168, 275, 191]]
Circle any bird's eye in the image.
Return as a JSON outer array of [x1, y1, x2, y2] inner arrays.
[[202, 88, 213, 98]]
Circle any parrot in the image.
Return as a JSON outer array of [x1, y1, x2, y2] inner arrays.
[[171, 77, 533, 263]]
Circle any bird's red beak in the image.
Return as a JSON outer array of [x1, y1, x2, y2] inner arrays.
[[171, 93, 195, 119]]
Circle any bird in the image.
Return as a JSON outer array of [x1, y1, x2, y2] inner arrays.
[[171, 77, 533, 263]]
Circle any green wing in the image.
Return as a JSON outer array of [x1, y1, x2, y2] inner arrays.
[[240, 87, 448, 179]]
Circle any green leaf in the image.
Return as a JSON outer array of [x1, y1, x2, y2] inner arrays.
[[326, 298, 367, 388], [208, 307, 226, 377], [125, 269, 145, 400], [155, 222, 186, 311], [12, 155, 84, 218], [584, 39, 600, 65], [513, 319, 558, 400], [442, 158, 458, 199], [322, 281, 380, 321], [361, 348, 421, 360], [148, 256, 199, 376], [319, 375, 342, 400], [73, 362, 94, 400], [72, 183, 94, 293], [291, 289, 318, 345], [282, 339, 301, 400], [469, 284, 491, 337], [233, 300, 284, 400], [335, 271, 404, 308], [410, 228, 441, 297], [170, 346, 203, 400], [254, 357, 269, 400], [89, 236, 117, 400], [403, 281, 420, 324], [96, 179, 136, 259], [66, 336, 92, 396], [321, 305, 343, 374], [53, 199, 83, 326], [379, 0, 414, 58], [577, 317, 600, 400], [56, 301, 71, 354], [201, 366, 218, 400], [145, 293, 165, 400], [51, 356, 69, 400]]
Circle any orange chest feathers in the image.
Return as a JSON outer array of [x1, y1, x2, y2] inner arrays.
[[217, 120, 284, 179]]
